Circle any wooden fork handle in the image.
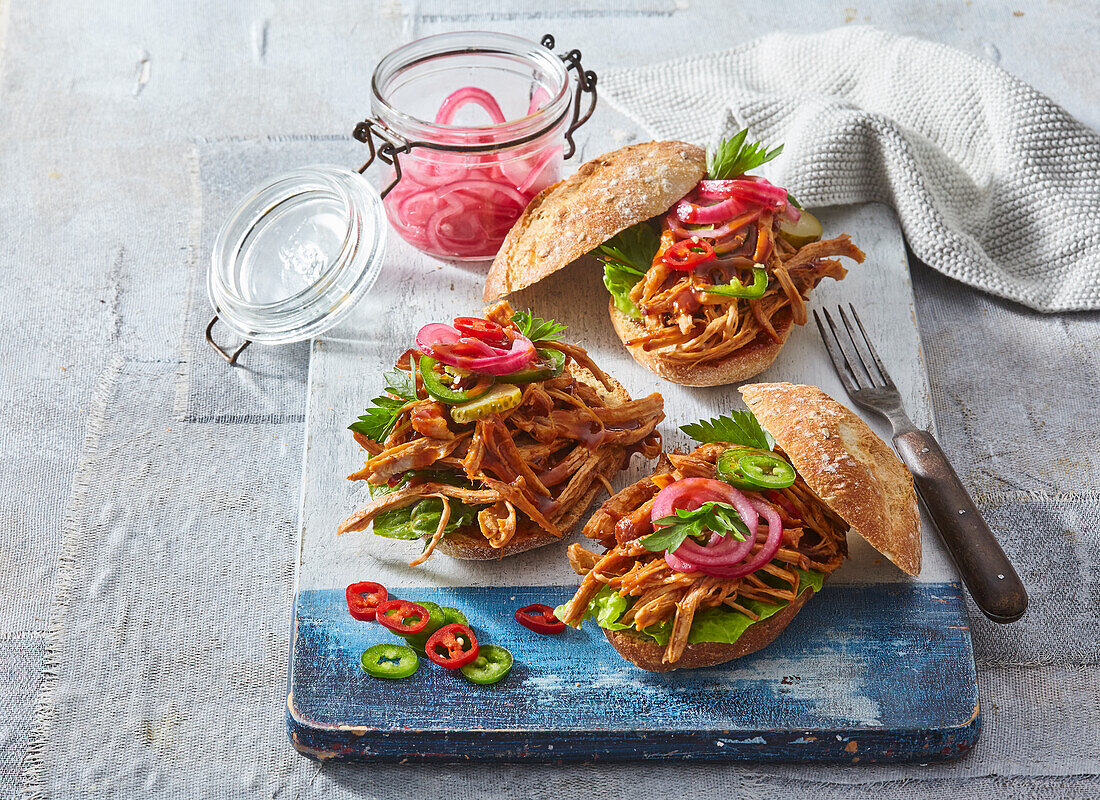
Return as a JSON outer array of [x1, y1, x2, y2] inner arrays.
[[893, 430, 1028, 623]]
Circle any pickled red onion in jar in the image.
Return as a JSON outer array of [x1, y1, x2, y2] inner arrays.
[[381, 87, 561, 260]]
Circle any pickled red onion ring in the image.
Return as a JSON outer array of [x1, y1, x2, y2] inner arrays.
[[666, 210, 761, 242], [434, 87, 507, 125], [527, 86, 551, 115], [703, 498, 784, 579], [514, 147, 560, 194], [649, 477, 785, 579], [677, 498, 782, 579], [650, 478, 758, 573], [415, 323, 536, 375], [696, 178, 789, 204], [674, 196, 753, 225], [650, 478, 757, 530], [675, 178, 797, 227], [381, 86, 560, 259]]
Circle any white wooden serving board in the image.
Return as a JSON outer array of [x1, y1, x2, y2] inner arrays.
[[297, 202, 951, 593], [286, 203, 977, 764]]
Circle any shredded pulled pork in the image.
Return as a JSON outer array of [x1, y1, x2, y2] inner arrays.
[[628, 218, 864, 366], [338, 302, 665, 563], [556, 443, 848, 665]]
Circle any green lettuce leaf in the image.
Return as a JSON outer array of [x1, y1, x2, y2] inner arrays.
[[603, 260, 645, 319], [562, 568, 825, 648], [596, 223, 659, 321], [367, 472, 480, 541]]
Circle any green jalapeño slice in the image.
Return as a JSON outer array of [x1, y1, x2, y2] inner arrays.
[[716, 447, 796, 490], [360, 643, 419, 679], [459, 644, 513, 685]]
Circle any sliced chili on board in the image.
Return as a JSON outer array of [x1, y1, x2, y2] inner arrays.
[[425, 623, 479, 668], [345, 581, 388, 622], [399, 601, 446, 653], [514, 604, 566, 635], [460, 644, 513, 685], [360, 643, 419, 680], [441, 606, 469, 627], [375, 599, 430, 635]]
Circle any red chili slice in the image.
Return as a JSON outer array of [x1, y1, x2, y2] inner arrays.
[[514, 604, 566, 635], [453, 316, 508, 347], [346, 581, 388, 621], [663, 239, 717, 270], [375, 599, 430, 635], [425, 623, 479, 668]]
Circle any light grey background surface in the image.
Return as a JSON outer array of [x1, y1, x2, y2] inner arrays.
[[2, 1, 1098, 798]]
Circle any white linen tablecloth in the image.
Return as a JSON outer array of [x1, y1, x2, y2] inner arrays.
[[3, 2, 1099, 798]]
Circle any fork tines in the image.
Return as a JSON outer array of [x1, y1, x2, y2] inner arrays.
[[813, 304, 898, 395]]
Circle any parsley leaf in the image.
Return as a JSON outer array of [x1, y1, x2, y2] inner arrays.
[[510, 310, 567, 343], [382, 367, 417, 402], [348, 366, 419, 443], [706, 129, 784, 180], [680, 409, 775, 450], [595, 224, 659, 320], [639, 502, 750, 554]]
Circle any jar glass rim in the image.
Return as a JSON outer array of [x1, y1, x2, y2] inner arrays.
[[208, 165, 386, 344], [370, 31, 571, 144], [211, 167, 358, 314]]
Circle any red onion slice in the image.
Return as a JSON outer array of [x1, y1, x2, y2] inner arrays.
[[649, 478, 760, 572], [680, 498, 783, 579], [416, 323, 536, 375], [434, 87, 507, 125], [650, 478, 785, 579], [382, 87, 560, 258], [674, 196, 753, 225]]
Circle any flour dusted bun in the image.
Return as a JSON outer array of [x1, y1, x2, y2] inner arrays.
[[609, 301, 794, 387], [740, 382, 921, 576], [484, 141, 706, 301], [436, 362, 633, 560]]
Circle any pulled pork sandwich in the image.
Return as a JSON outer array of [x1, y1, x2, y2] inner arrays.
[[338, 302, 665, 565], [555, 383, 920, 672], [484, 132, 865, 387]]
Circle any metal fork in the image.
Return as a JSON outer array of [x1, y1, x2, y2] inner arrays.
[[815, 304, 1027, 623]]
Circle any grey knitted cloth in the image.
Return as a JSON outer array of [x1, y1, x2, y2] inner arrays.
[[600, 26, 1100, 312]]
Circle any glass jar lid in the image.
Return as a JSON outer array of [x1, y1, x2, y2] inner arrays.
[[208, 165, 386, 346]]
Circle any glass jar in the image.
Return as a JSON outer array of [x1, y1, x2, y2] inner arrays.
[[204, 33, 595, 365], [207, 165, 386, 358], [359, 32, 596, 261]]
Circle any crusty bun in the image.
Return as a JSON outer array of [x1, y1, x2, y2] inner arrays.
[[435, 521, 560, 560], [484, 140, 706, 301], [740, 382, 921, 576], [436, 361, 633, 560], [603, 587, 815, 672], [609, 300, 793, 387]]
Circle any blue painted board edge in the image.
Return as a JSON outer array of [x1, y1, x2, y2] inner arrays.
[[285, 583, 980, 763], [286, 711, 979, 764]]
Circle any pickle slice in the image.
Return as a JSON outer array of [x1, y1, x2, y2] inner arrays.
[[450, 384, 523, 424], [778, 210, 823, 248]]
